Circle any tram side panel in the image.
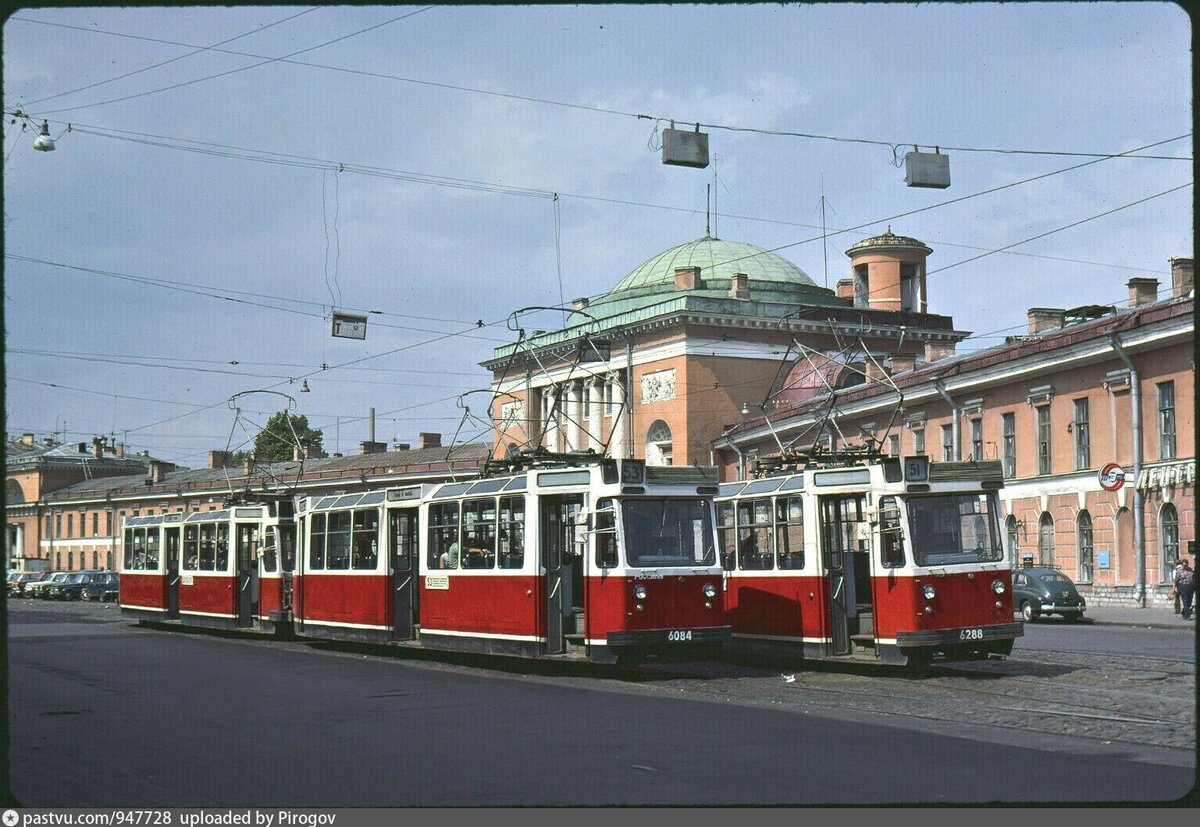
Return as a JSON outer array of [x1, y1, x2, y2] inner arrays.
[[297, 573, 392, 639], [420, 573, 540, 656]]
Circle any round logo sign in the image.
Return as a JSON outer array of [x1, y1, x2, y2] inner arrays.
[[1099, 463, 1126, 492]]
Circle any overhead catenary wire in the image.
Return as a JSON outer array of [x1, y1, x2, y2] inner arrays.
[[9, 14, 1192, 163]]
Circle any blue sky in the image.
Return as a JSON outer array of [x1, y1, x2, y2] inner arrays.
[[3, 3, 1192, 468]]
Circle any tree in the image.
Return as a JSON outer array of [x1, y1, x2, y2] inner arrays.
[[237, 411, 324, 463]]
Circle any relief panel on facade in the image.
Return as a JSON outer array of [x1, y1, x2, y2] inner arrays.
[[640, 368, 677, 404]]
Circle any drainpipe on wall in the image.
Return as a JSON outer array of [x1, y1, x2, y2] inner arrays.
[[934, 379, 960, 460], [1110, 335, 1146, 607], [730, 441, 745, 481]]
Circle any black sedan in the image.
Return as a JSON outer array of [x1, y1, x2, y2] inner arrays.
[[1013, 566, 1087, 622], [81, 571, 120, 602], [47, 571, 106, 601]]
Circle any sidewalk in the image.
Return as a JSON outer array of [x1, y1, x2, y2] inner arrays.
[[1058, 603, 1197, 630]]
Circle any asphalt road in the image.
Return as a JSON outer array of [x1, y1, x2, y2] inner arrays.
[[5, 599, 1196, 807], [1016, 621, 1196, 661]]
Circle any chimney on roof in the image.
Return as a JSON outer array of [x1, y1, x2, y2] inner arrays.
[[1127, 277, 1159, 307], [1170, 257, 1193, 299], [393, 443, 411, 452], [866, 360, 886, 382], [728, 272, 750, 299], [360, 440, 387, 455], [208, 450, 232, 469], [1027, 307, 1065, 334], [115, 442, 125, 458], [418, 432, 441, 450], [92, 437, 104, 459], [889, 354, 918, 375], [674, 266, 702, 291], [43, 437, 55, 447], [20, 433, 34, 446], [924, 341, 957, 363], [78, 442, 87, 453], [572, 297, 589, 311], [243, 454, 255, 476], [836, 279, 854, 300], [148, 461, 164, 484]]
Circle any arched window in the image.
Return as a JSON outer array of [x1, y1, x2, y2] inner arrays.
[[6, 479, 24, 504], [645, 420, 673, 467], [106, 551, 114, 570], [1038, 512, 1055, 566], [1161, 503, 1180, 577], [1006, 514, 1019, 568], [1077, 510, 1093, 582]]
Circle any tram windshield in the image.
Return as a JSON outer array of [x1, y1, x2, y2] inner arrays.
[[905, 493, 1004, 566], [621, 498, 716, 567]]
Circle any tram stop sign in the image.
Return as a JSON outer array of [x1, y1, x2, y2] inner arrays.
[[1098, 463, 1126, 492]]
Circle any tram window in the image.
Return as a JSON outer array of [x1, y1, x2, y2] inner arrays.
[[389, 510, 416, 573], [145, 530, 161, 570], [775, 496, 804, 569], [879, 496, 905, 568], [280, 527, 296, 573], [595, 497, 618, 568], [429, 503, 460, 570], [124, 529, 139, 570], [498, 496, 525, 569], [215, 524, 230, 571], [352, 509, 379, 570], [623, 498, 716, 567], [326, 512, 352, 570], [183, 525, 199, 570], [717, 503, 736, 570], [308, 513, 326, 570], [906, 494, 1003, 565], [461, 498, 496, 569], [736, 499, 774, 570], [198, 525, 216, 571], [261, 527, 278, 573]]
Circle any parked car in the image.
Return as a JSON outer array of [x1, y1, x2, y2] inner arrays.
[[1013, 566, 1087, 622], [81, 571, 120, 602], [48, 570, 106, 601], [7, 571, 46, 596], [25, 571, 70, 599]]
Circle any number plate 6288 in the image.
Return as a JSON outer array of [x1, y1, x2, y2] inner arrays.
[[959, 628, 984, 641]]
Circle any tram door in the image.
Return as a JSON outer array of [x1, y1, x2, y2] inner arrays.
[[164, 527, 181, 620], [236, 524, 260, 628], [819, 494, 868, 656], [540, 494, 585, 655], [389, 508, 419, 640]]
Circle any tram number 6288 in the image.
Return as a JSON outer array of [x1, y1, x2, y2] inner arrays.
[[666, 630, 694, 642], [959, 628, 984, 641]]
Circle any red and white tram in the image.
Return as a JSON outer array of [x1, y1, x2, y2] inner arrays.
[[716, 453, 1022, 666], [120, 500, 296, 631], [291, 457, 730, 665]]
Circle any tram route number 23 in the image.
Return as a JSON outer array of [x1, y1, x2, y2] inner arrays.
[[958, 628, 984, 641], [666, 630, 694, 642]]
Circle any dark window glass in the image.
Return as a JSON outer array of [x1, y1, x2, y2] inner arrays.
[[595, 497, 617, 569], [775, 496, 804, 569], [1074, 398, 1090, 469], [308, 513, 326, 570], [326, 512, 351, 570], [428, 502, 460, 569], [1002, 413, 1016, 477], [1036, 406, 1051, 475], [880, 496, 905, 568], [1077, 511, 1093, 582], [1158, 382, 1176, 459], [499, 496, 525, 569], [736, 498, 773, 570], [352, 509, 379, 570]]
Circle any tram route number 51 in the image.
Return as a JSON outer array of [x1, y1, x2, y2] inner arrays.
[[666, 630, 694, 642]]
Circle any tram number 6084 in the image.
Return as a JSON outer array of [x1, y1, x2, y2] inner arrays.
[[959, 628, 984, 641], [666, 630, 694, 642]]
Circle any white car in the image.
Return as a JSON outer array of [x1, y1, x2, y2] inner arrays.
[[25, 571, 70, 599]]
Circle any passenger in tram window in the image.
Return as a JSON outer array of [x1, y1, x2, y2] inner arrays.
[[352, 531, 377, 570], [439, 539, 460, 569], [464, 534, 492, 569]]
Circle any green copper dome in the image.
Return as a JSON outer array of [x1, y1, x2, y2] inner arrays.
[[608, 235, 816, 295]]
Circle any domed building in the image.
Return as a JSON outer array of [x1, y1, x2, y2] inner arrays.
[[484, 232, 966, 477]]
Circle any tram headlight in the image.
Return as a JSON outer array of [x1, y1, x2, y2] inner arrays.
[[991, 579, 1006, 594], [922, 584, 936, 600], [633, 585, 648, 600], [703, 583, 717, 599]]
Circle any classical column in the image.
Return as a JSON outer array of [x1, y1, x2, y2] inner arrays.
[[587, 378, 602, 452], [566, 380, 583, 452], [609, 375, 628, 458], [543, 385, 558, 451]]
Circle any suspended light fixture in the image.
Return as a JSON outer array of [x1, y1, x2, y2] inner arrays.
[[33, 120, 55, 152], [300, 379, 311, 393]]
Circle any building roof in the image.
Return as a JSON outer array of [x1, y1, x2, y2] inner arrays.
[[591, 235, 833, 313], [41, 443, 492, 503], [845, 229, 932, 257], [4, 438, 169, 473]]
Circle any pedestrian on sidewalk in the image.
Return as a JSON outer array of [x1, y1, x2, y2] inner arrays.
[[1173, 558, 1195, 620], [1172, 559, 1185, 613]]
